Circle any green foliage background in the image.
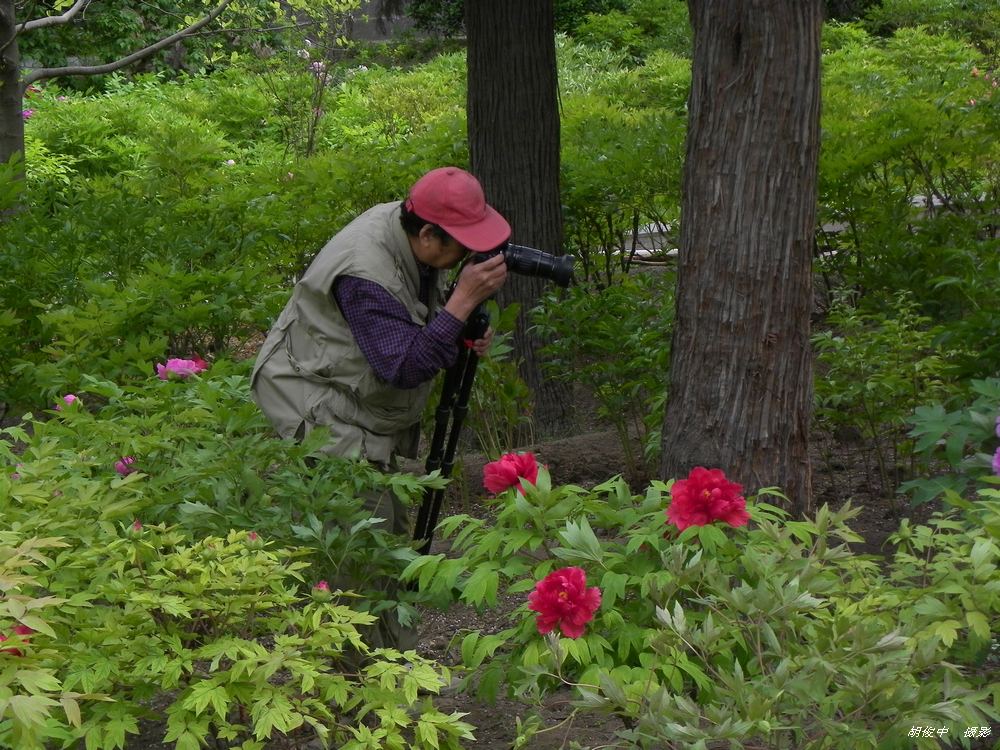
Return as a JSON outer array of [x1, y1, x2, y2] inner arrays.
[[2, 2, 1000, 747]]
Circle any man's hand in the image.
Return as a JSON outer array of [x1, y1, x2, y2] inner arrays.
[[444, 254, 507, 322], [470, 327, 494, 357]]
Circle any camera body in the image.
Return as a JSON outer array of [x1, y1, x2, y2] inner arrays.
[[475, 242, 574, 288]]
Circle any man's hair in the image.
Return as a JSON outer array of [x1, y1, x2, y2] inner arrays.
[[400, 201, 452, 243]]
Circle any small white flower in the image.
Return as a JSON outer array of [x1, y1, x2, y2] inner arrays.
[[224, 159, 236, 166], [297, 48, 310, 59]]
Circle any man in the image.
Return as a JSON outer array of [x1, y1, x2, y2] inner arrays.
[[251, 166, 509, 648]]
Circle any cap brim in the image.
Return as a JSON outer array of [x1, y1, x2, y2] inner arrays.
[[443, 205, 512, 252]]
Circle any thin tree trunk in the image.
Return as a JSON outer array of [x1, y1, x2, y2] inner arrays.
[[0, 0, 25, 171], [661, 0, 821, 514], [466, 0, 572, 439]]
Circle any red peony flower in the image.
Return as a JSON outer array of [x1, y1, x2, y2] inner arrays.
[[0, 625, 34, 656], [483, 452, 539, 494], [666, 467, 750, 531], [527, 566, 602, 639]]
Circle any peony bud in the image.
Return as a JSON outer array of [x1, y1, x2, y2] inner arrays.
[[312, 580, 333, 602]]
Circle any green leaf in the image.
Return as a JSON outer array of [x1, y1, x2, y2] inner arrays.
[[61, 695, 82, 727], [931, 619, 962, 647], [966, 611, 990, 640], [461, 564, 499, 606], [556, 517, 604, 562], [13, 669, 62, 694], [599, 571, 627, 610], [8, 694, 59, 728]]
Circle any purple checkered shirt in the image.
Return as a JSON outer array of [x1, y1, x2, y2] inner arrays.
[[333, 275, 464, 389]]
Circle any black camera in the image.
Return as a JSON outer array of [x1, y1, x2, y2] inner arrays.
[[476, 242, 574, 288]]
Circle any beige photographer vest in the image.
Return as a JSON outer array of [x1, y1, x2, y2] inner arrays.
[[250, 202, 447, 465]]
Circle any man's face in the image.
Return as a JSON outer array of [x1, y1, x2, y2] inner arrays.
[[437, 235, 470, 269], [415, 227, 470, 269]]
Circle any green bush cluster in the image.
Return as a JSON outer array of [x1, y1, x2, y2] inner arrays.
[[533, 271, 674, 476], [404, 469, 1000, 749], [4, 8, 1000, 747], [0, 364, 464, 748]]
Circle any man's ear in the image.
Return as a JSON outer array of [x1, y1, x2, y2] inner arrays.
[[417, 224, 436, 244]]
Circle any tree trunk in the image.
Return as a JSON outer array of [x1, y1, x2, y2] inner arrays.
[[0, 0, 25, 170], [660, 0, 821, 514], [465, 0, 572, 439]]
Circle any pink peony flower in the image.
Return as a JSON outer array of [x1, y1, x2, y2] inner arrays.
[[527, 566, 602, 639], [55, 393, 78, 410], [156, 356, 208, 380], [115, 456, 137, 476], [21, 109, 34, 121], [483, 452, 539, 494], [666, 467, 750, 532]]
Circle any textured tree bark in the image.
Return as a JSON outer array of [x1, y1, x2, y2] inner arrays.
[[660, 0, 821, 513], [466, 0, 573, 437], [0, 0, 25, 170]]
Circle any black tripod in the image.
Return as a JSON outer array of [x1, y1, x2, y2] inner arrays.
[[412, 304, 490, 555]]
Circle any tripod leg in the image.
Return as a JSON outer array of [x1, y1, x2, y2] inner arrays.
[[414, 352, 481, 555], [412, 304, 490, 553]]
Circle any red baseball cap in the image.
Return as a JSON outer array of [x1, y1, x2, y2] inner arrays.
[[405, 167, 511, 252]]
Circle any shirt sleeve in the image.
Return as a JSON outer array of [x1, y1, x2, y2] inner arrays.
[[333, 276, 465, 389]]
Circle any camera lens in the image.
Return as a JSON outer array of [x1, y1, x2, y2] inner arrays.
[[504, 244, 574, 287]]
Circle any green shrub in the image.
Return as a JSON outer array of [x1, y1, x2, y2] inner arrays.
[[404, 467, 999, 749], [819, 26, 1000, 373], [0, 358, 468, 746], [0, 530, 465, 750], [533, 272, 673, 476], [813, 293, 968, 502], [572, 0, 691, 61], [865, 0, 1000, 59], [901, 378, 1000, 505]]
